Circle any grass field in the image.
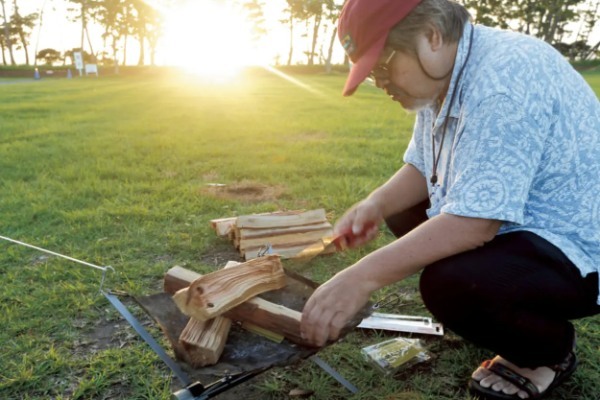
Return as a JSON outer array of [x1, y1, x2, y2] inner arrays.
[[0, 69, 599, 400]]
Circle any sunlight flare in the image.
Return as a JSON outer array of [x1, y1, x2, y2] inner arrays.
[[262, 65, 324, 96], [159, 1, 263, 80]]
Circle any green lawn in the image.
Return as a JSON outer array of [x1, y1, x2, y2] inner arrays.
[[0, 69, 598, 399]]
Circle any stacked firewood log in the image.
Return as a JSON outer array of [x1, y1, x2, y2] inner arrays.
[[160, 210, 338, 367], [210, 209, 334, 260], [164, 255, 313, 368]]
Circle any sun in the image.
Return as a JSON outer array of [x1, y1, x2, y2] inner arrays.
[[159, 0, 263, 79]]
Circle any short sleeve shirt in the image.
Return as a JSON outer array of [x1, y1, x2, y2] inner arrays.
[[403, 22, 600, 304]]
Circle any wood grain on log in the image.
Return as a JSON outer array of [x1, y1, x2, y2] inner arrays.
[[239, 229, 333, 251], [164, 266, 200, 295], [211, 210, 318, 237], [236, 209, 327, 229], [164, 263, 315, 347], [179, 316, 232, 367], [175, 260, 244, 367], [172, 255, 286, 322], [210, 217, 238, 237], [238, 221, 332, 239], [223, 296, 307, 345], [211, 210, 334, 261]]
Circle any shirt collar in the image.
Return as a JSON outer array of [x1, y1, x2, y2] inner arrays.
[[432, 21, 474, 124]]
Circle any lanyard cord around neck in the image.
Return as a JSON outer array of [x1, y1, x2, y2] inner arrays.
[[430, 26, 475, 185]]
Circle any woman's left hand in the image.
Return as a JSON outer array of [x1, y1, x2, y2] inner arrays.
[[300, 269, 373, 347]]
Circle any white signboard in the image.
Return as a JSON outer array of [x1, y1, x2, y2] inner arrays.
[[85, 64, 98, 77], [73, 52, 84, 74]]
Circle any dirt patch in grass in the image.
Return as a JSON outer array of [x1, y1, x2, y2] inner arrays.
[[87, 320, 124, 350], [199, 241, 244, 268], [73, 298, 159, 357], [72, 317, 138, 356], [202, 181, 286, 203]]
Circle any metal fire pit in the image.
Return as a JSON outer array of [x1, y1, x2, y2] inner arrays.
[[133, 268, 371, 399]]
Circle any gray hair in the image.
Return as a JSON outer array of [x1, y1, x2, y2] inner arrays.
[[386, 0, 471, 54]]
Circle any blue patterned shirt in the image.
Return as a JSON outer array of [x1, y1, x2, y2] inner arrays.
[[404, 22, 600, 304]]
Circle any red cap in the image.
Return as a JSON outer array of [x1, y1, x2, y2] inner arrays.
[[338, 0, 423, 96]]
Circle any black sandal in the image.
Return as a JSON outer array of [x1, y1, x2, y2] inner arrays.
[[468, 352, 578, 399]]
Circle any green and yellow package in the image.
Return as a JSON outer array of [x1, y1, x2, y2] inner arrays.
[[361, 337, 430, 375]]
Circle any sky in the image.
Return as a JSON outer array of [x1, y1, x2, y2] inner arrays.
[[15, 0, 600, 68], [20, 0, 338, 67]]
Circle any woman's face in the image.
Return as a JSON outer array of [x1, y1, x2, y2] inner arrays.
[[371, 32, 454, 111]]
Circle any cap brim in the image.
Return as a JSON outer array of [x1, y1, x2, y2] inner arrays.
[[342, 35, 387, 96]]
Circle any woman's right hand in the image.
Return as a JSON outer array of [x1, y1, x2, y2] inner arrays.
[[334, 197, 385, 248]]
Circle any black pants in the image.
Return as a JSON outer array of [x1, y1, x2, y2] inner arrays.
[[386, 204, 600, 368]]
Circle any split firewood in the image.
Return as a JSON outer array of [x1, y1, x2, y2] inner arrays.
[[238, 221, 332, 239], [223, 297, 306, 345], [164, 266, 201, 295], [233, 214, 331, 252], [178, 316, 231, 367], [210, 210, 312, 237], [235, 221, 333, 251], [164, 266, 201, 294], [210, 217, 237, 237], [172, 255, 286, 322], [235, 209, 327, 229], [164, 262, 244, 300], [239, 229, 333, 252], [164, 263, 314, 347], [211, 209, 336, 261], [174, 261, 242, 368]]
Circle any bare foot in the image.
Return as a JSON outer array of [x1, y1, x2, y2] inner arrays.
[[471, 356, 556, 399]]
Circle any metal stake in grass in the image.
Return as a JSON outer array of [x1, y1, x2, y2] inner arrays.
[[0, 234, 193, 389], [0, 234, 114, 291]]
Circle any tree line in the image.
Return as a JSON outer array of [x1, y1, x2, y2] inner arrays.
[[462, 0, 600, 61], [277, 0, 599, 66], [1, 0, 598, 69], [1, 0, 161, 69]]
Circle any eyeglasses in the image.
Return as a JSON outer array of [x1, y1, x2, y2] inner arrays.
[[369, 50, 397, 81]]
